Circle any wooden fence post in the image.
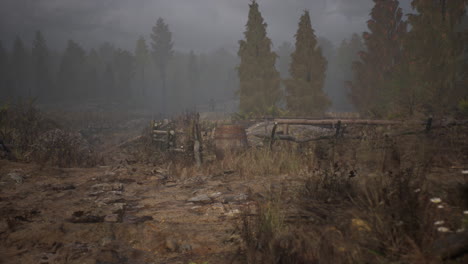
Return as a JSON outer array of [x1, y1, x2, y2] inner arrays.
[[270, 122, 278, 150]]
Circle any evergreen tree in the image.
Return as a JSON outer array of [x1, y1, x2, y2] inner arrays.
[[329, 34, 364, 111], [57, 40, 86, 102], [238, 0, 281, 114], [405, 0, 468, 114], [337, 34, 364, 74], [135, 36, 150, 98], [113, 49, 134, 101], [85, 49, 102, 100], [32, 31, 51, 101], [151, 18, 174, 116], [187, 50, 200, 108], [285, 10, 330, 116], [0, 41, 8, 100], [317, 37, 335, 62], [103, 63, 115, 102], [11, 36, 30, 98], [349, 0, 407, 117]]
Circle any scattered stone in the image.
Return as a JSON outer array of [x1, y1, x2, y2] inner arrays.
[[165, 239, 179, 252], [52, 184, 76, 191], [68, 211, 104, 223], [105, 171, 116, 177], [122, 215, 153, 224], [91, 183, 124, 192], [209, 192, 222, 199], [180, 243, 192, 252], [222, 193, 248, 204], [8, 171, 25, 184], [112, 203, 126, 211], [104, 214, 120, 223], [226, 209, 241, 217], [187, 194, 212, 204]]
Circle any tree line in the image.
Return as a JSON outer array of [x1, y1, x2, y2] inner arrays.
[[239, 0, 468, 118], [1, 0, 467, 118], [0, 19, 239, 115]]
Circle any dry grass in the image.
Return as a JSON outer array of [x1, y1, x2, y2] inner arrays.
[[0, 100, 57, 157], [236, 125, 468, 264], [0, 101, 102, 167]]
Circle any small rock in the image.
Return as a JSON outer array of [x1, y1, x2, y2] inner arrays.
[[112, 203, 126, 211], [105, 171, 116, 177], [222, 193, 248, 204], [212, 203, 224, 211], [165, 239, 179, 252], [209, 192, 222, 199], [180, 244, 192, 252], [104, 214, 120, 223], [226, 209, 241, 217], [91, 183, 123, 192], [187, 194, 212, 204], [8, 172, 25, 184]]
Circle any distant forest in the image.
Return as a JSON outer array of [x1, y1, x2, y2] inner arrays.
[[1, 0, 468, 118], [0, 18, 240, 115]]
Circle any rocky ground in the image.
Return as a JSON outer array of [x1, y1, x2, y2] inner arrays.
[[1, 112, 467, 264], [0, 156, 279, 264]]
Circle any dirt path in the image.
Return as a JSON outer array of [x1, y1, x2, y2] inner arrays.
[[0, 159, 269, 264]]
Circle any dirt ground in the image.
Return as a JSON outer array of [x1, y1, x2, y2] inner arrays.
[[0, 118, 296, 264], [1, 113, 467, 264]]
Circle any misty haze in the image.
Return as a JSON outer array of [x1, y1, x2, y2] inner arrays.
[[0, 0, 468, 263]]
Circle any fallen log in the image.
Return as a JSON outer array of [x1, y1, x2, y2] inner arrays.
[[153, 130, 168, 135], [253, 134, 336, 143], [273, 119, 402, 126]]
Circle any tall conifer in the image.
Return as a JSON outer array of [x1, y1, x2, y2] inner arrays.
[[405, 0, 468, 113], [238, 0, 281, 114], [349, 0, 407, 116], [151, 18, 174, 115], [135, 36, 150, 98], [285, 11, 330, 116], [11, 37, 30, 98], [32, 31, 51, 100]]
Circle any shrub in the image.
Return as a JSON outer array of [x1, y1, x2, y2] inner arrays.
[[28, 129, 98, 168]]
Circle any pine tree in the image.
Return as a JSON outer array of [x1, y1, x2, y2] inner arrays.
[[405, 0, 468, 114], [103, 63, 115, 102], [285, 10, 330, 116], [187, 50, 200, 108], [32, 31, 51, 101], [349, 0, 407, 117], [317, 37, 335, 62], [331, 34, 364, 111], [337, 34, 363, 74], [113, 49, 134, 101], [238, 0, 281, 114], [85, 49, 102, 99], [151, 18, 174, 116], [11, 36, 30, 99], [135, 36, 150, 98], [0, 41, 8, 100], [57, 40, 86, 102]]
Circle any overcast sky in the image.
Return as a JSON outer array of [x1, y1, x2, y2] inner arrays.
[[0, 0, 413, 53]]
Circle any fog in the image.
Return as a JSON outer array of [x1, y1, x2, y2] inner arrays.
[[0, 0, 417, 116]]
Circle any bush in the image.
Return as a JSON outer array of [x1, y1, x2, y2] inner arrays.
[[28, 129, 98, 168], [0, 100, 57, 158]]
